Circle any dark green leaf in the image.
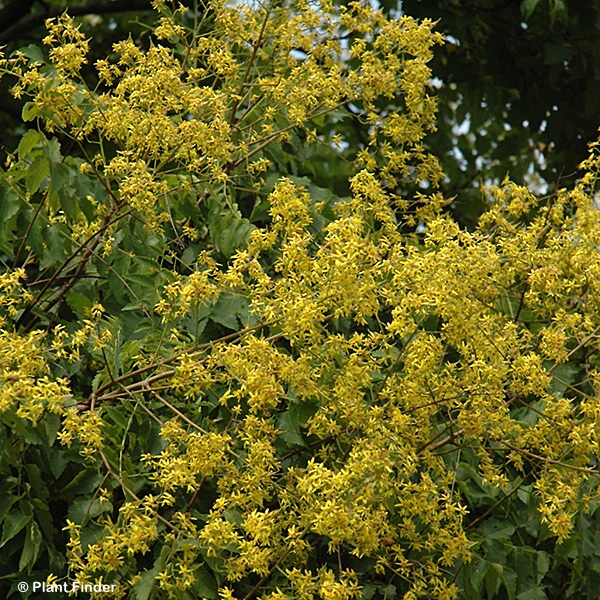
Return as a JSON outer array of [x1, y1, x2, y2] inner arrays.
[[18, 521, 42, 572], [277, 409, 306, 447], [68, 497, 112, 523], [210, 293, 247, 331], [521, 0, 542, 20], [0, 511, 32, 548]]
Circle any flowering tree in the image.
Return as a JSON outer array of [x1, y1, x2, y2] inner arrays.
[[1, 1, 600, 598]]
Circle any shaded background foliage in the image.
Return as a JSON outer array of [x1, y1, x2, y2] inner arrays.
[[400, 0, 600, 227]]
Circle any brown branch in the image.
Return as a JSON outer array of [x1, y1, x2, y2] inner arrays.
[[76, 321, 283, 411], [229, 5, 270, 126], [185, 475, 206, 514], [17, 203, 133, 331], [0, 0, 203, 45], [419, 428, 465, 454], [88, 322, 267, 402], [0, 0, 152, 45], [499, 440, 598, 474], [466, 473, 529, 530], [88, 245, 152, 318], [0, 0, 37, 42]]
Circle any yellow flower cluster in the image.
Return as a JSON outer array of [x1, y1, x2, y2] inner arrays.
[[67, 495, 159, 595], [0, 268, 33, 323], [0, 271, 71, 422], [0, 328, 70, 422], [156, 252, 220, 321], [145, 421, 232, 491]]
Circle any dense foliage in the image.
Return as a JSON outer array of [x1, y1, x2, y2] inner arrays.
[[1, 1, 600, 599], [402, 0, 600, 226]]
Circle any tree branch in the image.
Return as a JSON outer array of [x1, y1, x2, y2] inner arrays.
[[0, 0, 154, 45], [0, 0, 38, 42]]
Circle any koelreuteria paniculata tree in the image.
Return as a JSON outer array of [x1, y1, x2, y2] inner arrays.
[[1, 0, 600, 598]]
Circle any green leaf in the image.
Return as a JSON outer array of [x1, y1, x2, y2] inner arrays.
[[549, 0, 567, 27], [210, 293, 247, 331], [22, 102, 39, 122], [40, 413, 62, 447], [19, 44, 45, 63], [0, 510, 32, 548], [479, 519, 516, 540], [486, 563, 503, 598], [24, 464, 47, 500], [26, 155, 49, 195], [517, 588, 547, 600], [61, 468, 104, 495], [41, 223, 70, 269], [550, 363, 578, 397], [48, 447, 69, 479], [207, 198, 254, 258], [65, 291, 94, 317], [134, 567, 159, 600], [48, 160, 72, 196], [521, 0, 541, 21], [501, 566, 518, 600], [468, 559, 489, 595], [361, 584, 377, 600], [0, 495, 19, 528], [194, 564, 219, 599], [8, 417, 43, 445], [0, 185, 21, 252], [32, 497, 55, 542], [19, 521, 42, 572], [277, 409, 306, 447], [104, 405, 130, 430], [68, 497, 112, 523], [17, 130, 43, 158], [536, 551, 550, 585]]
